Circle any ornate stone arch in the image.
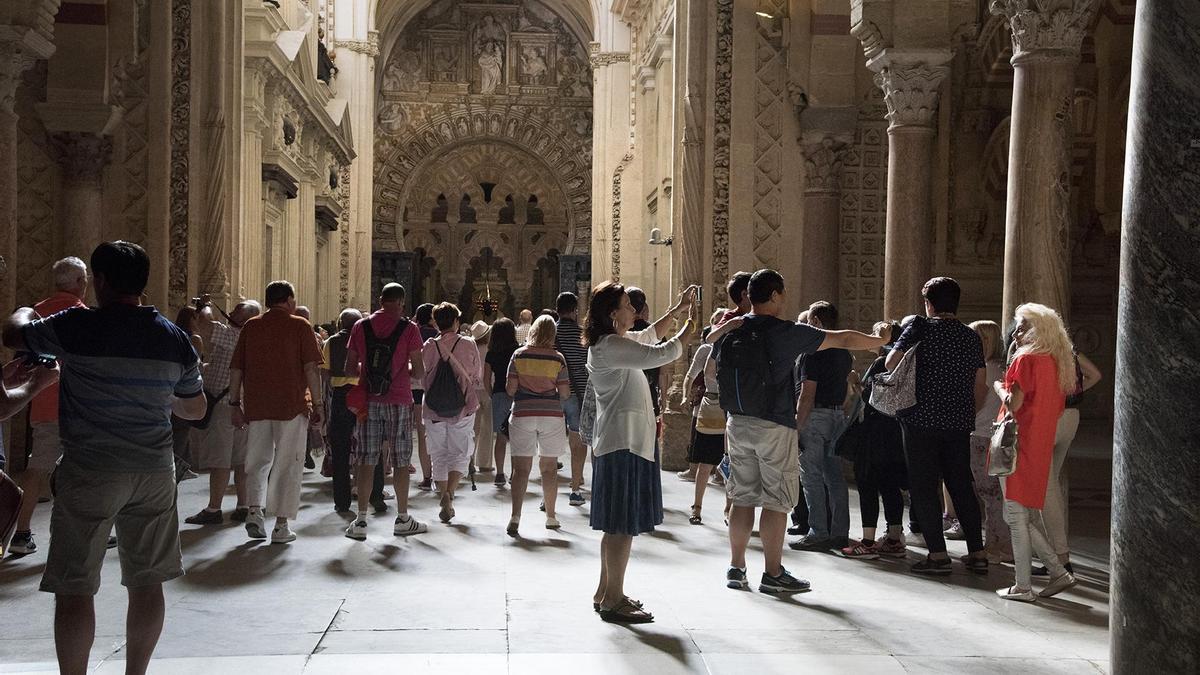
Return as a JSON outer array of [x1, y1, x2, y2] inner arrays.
[[373, 105, 591, 254]]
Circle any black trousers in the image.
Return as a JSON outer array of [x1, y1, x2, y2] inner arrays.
[[328, 390, 356, 511], [854, 459, 906, 531], [901, 424, 983, 554]]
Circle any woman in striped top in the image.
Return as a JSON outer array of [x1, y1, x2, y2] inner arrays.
[[505, 315, 572, 535]]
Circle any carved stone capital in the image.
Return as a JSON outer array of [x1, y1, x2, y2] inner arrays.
[[48, 132, 113, 182], [870, 52, 952, 129], [990, 0, 1098, 62], [801, 132, 852, 193], [0, 24, 54, 115], [590, 51, 630, 70]]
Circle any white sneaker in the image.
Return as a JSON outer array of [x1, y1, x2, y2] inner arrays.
[[271, 522, 297, 544], [393, 515, 428, 536], [245, 511, 267, 539], [345, 519, 367, 540], [545, 517, 561, 530], [676, 470, 696, 482], [996, 586, 1036, 602]]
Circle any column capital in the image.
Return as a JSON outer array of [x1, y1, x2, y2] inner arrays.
[[990, 0, 1098, 63], [869, 50, 953, 130], [801, 131, 853, 193], [0, 23, 56, 116], [48, 132, 112, 182]]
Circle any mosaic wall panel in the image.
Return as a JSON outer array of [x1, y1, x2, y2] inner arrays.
[[839, 120, 889, 329]]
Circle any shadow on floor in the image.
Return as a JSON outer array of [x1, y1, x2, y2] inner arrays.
[[176, 541, 289, 588]]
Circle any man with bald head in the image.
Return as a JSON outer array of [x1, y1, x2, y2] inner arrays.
[[514, 308, 533, 345], [184, 299, 262, 525]]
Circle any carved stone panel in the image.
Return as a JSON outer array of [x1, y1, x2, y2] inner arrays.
[[839, 120, 889, 329]]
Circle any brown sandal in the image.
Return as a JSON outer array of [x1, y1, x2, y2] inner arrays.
[[598, 598, 654, 624]]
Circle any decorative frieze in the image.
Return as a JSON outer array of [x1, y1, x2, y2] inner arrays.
[[752, 1, 787, 270], [990, 0, 1099, 62], [610, 153, 633, 282], [334, 31, 380, 58], [710, 0, 733, 304], [169, 0, 191, 308], [802, 134, 851, 193], [590, 51, 631, 69]]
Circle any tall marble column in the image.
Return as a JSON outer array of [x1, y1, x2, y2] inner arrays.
[[870, 51, 951, 319], [333, 32, 378, 309], [590, 48, 632, 285], [799, 132, 849, 306], [991, 0, 1098, 322], [49, 132, 112, 257], [1111, 1, 1200, 671]]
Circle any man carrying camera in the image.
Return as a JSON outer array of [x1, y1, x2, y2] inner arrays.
[[184, 295, 261, 526], [8, 257, 89, 555]]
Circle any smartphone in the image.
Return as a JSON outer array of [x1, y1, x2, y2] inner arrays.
[[17, 351, 56, 369]]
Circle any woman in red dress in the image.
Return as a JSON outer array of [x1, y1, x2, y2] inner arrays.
[[993, 303, 1079, 602]]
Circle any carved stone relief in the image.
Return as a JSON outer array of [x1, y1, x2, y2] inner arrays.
[[990, 0, 1099, 60], [169, 0, 191, 308], [710, 0, 734, 304], [752, 2, 787, 269], [839, 120, 889, 329]]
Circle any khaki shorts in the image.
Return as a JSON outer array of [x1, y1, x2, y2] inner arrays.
[[508, 415, 568, 458], [27, 422, 63, 473], [191, 401, 248, 470], [40, 462, 183, 595], [725, 414, 800, 514]]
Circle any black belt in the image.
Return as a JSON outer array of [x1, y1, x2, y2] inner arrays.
[[814, 403, 843, 410]]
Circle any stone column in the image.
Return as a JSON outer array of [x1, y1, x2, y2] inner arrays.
[[1111, 1, 1200, 672], [799, 132, 850, 306], [334, 32, 378, 309], [590, 47, 632, 285], [49, 132, 113, 257], [991, 0, 1098, 322], [677, 0, 707, 294], [0, 20, 55, 325], [869, 51, 951, 320]]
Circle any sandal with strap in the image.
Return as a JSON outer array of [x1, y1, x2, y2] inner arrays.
[[598, 598, 654, 624], [689, 506, 702, 525], [593, 596, 644, 613]]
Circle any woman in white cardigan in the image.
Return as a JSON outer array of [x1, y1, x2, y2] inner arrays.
[[585, 281, 696, 624]]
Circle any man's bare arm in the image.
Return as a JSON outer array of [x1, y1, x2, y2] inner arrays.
[[1, 308, 37, 352]]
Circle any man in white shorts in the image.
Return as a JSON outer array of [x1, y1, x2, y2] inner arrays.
[[714, 269, 889, 594]]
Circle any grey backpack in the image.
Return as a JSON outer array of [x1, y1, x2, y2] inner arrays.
[[868, 342, 919, 417]]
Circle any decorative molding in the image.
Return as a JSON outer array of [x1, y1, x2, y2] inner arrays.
[[168, 0, 191, 308], [872, 56, 952, 129], [710, 0, 733, 304], [315, 198, 341, 231], [610, 153, 634, 282], [590, 51, 630, 69], [990, 0, 1099, 62], [339, 165, 351, 305], [334, 33, 380, 58], [850, 18, 886, 62], [199, 112, 228, 296], [262, 163, 299, 199]]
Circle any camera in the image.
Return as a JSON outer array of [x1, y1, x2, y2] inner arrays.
[[191, 293, 211, 311], [17, 351, 56, 369]]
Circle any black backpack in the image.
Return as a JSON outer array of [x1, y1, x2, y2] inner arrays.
[[363, 320, 411, 397], [425, 337, 466, 418], [715, 321, 777, 419]]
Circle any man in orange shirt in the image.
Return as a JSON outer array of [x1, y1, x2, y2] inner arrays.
[[8, 257, 89, 555], [228, 281, 324, 544]]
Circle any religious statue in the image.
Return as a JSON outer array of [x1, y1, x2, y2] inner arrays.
[[382, 47, 423, 92], [478, 43, 503, 95], [473, 14, 507, 54], [521, 46, 548, 84], [378, 102, 407, 134]]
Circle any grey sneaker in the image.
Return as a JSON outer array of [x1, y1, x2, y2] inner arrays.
[[7, 532, 35, 555], [1039, 572, 1077, 598], [569, 492, 585, 506], [726, 566, 749, 590], [245, 511, 267, 539]]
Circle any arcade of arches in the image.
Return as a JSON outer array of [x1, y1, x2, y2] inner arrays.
[[0, 0, 1196, 672]]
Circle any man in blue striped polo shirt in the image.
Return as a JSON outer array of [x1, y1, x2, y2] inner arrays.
[[3, 241, 207, 675]]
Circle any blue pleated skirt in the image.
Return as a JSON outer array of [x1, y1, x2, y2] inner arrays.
[[589, 446, 663, 536]]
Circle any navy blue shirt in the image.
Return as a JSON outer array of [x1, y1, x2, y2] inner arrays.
[[23, 304, 203, 473], [892, 316, 984, 432], [717, 314, 825, 428]]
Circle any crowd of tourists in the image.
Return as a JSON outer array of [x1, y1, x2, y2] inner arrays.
[[0, 241, 1100, 670]]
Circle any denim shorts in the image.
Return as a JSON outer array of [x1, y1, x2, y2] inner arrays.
[[561, 395, 582, 433], [490, 392, 512, 433]]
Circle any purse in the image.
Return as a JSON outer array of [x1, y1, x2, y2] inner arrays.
[[987, 412, 1019, 477], [869, 342, 919, 417]]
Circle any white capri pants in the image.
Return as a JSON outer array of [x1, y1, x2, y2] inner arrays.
[[245, 415, 309, 520], [426, 414, 475, 482]]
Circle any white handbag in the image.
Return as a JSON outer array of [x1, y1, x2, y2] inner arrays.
[[868, 342, 919, 417], [988, 413, 1019, 477]]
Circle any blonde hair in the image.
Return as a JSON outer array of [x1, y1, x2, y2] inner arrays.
[[1013, 303, 1076, 392], [969, 320, 1005, 363], [527, 314, 557, 348]]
